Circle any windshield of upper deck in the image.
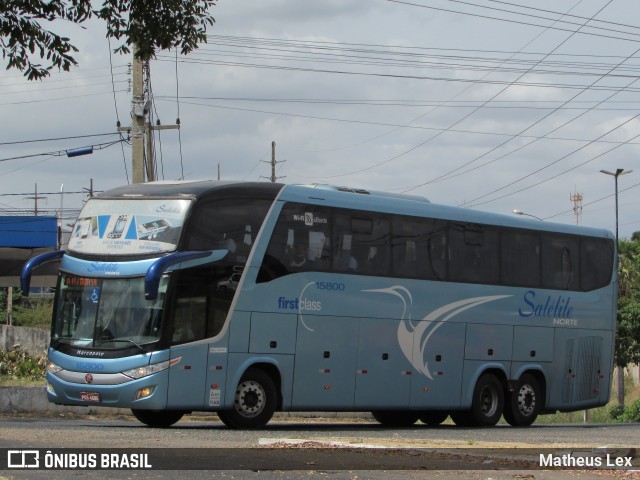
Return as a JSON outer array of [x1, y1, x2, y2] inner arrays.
[[68, 198, 193, 255]]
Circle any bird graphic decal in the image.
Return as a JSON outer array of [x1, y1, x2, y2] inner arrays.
[[364, 286, 511, 379]]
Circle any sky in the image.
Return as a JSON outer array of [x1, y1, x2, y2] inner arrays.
[[2, 0, 640, 238]]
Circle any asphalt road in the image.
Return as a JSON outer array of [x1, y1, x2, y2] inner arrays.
[[0, 414, 639, 480]]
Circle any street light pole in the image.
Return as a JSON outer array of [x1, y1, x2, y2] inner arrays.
[[599, 169, 632, 243], [600, 168, 632, 407], [513, 209, 543, 221]]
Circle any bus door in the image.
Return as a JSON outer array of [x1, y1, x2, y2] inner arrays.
[[168, 343, 209, 408], [166, 293, 209, 408], [292, 315, 359, 409], [166, 268, 232, 409]]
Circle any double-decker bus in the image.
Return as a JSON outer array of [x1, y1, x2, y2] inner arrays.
[[22, 180, 617, 428]]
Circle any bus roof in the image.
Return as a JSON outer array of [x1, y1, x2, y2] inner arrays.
[[97, 180, 613, 240], [279, 184, 615, 240], [98, 180, 284, 201]]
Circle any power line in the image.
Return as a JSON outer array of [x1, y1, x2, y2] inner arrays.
[[544, 181, 640, 221], [469, 125, 640, 208], [154, 96, 640, 146], [383, 0, 640, 44], [399, 1, 640, 195], [0, 138, 129, 163]]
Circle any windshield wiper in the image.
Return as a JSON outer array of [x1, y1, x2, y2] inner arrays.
[[98, 338, 145, 353]]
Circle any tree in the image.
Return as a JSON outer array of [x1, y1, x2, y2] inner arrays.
[[615, 298, 640, 369], [615, 238, 640, 405], [1, 0, 216, 80]]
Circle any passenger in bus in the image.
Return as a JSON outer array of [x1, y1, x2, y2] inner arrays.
[[172, 324, 195, 343], [289, 243, 312, 267], [335, 249, 358, 271]]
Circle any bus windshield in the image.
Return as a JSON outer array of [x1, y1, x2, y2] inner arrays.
[[53, 272, 168, 350], [68, 198, 192, 256]]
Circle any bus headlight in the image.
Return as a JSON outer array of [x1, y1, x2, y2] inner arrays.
[[47, 362, 63, 374], [122, 357, 181, 380]]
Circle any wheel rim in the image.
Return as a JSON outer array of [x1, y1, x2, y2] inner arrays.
[[479, 385, 499, 417], [234, 380, 266, 418], [517, 384, 536, 417]]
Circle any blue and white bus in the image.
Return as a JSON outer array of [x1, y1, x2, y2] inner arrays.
[[22, 181, 617, 428]]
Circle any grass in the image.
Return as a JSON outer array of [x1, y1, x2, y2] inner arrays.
[[532, 380, 640, 425], [0, 377, 44, 387]]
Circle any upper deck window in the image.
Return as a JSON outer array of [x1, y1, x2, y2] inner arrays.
[[68, 198, 192, 256]]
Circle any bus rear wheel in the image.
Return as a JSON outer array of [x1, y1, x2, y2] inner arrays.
[[131, 409, 185, 428], [218, 368, 277, 429], [452, 374, 504, 427], [371, 411, 419, 427], [503, 374, 541, 427], [470, 373, 504, 426]]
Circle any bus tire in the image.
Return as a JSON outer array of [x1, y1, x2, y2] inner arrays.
[[503, 374, 541, 427], [419, 411, 449, 426], [470, 373, 504, 427], [220, 368, 277, 429], [371, 410, 419, 427], [131, 409, 185, 428]]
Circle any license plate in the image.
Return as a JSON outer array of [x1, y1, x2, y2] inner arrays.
[[80, 392, 100, 403]]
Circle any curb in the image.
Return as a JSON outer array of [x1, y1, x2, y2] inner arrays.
[[0, 386, 131, 416], [0, 386, 371, 419]]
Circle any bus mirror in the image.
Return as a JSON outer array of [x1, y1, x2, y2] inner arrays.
[[20, 250, 65, 296]]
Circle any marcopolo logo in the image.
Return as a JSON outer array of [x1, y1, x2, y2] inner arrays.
[[277, 296, 322, 312]]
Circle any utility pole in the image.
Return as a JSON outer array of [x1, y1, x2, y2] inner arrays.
[[261, 141, 285, 183], [6, 286, 12, 326], [25, 183, 47, 216], [87, 178, 94, 198], [118, 46, 180, 183], [130, 46, 145, 184]]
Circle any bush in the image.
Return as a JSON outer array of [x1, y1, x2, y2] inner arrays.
[[609, 404, 626, 422], [0, 346, 47, 381], [621, 399, 640, 423]]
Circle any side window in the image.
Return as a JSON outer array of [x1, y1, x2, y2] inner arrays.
[[541, 235, 580, 290], [184, 198, 272, 264], [170, 268, 231, 345], [501, 229, 541, 287], [448, 223, 499, 284], [172, 296, 207, 344], [333, 211, 390, 276], [580, 237, 614, 291], [258, 203, 331, 282], [392, 217, 444, 280]]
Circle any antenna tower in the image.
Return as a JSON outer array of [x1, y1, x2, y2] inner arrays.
[[570, 191, 583, 225]]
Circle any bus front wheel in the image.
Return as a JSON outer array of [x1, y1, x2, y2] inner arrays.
[[131, 409, 185, 428], [503, 374, 541, 427], [218, 368, 277, 429]]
